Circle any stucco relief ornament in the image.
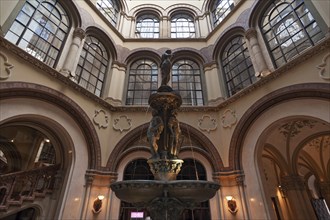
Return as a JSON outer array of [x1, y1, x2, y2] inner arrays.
[[317, 53, 330, 80], [198, 115, 217, 133], [113, 115, 132, 133], [0, 51, 14, 80], [93, 109, 109, 129], [221, 109, 237, 128]]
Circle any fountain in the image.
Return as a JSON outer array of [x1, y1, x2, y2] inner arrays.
[[110, 50, 220, 220]]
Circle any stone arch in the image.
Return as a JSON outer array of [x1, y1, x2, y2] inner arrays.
[[61, 0, 82, 28], [107, 122, 223, 172], [0, 82, 101, 170], [125, 49, 161, 65], [229, 83, 330, 171]]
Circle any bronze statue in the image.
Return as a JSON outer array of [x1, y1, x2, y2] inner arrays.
[[160, 50, 172, 86], [147, 109, 164, 158], [168, 110, 182, 158]]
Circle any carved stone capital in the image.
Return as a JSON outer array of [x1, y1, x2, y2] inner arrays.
[[245, 28, 257, 40], [280, 175, 305, 191], [319, 181, 330, 194], [73, 27, 86, 40]]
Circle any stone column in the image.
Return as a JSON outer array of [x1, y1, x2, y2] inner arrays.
[[60, 27, 86, 78], [319, 181, 330, 208], [281, 175, 317, 220], [161, 16, 169, 38], [245, 28, 270, 77], [80, 174, 94, 219]]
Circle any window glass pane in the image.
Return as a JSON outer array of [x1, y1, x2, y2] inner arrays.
[[136, 15, 159, 38], [171, 14, 195, 38], [172, 59, 203, 106], [4, 0, 70, 67], [96, 0, 119, 26], [75, 36, 109, 97], [212, 0, 234, 27], [260, 0, 325, 68], [126, 59, 158, 105], [221, 36, 256, 96]]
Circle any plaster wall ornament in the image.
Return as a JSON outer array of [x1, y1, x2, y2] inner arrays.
[[221, 109, 237, 128], [198, 115, 217, 133], [0, 51, 14, 80], [93, 109, 109, 129], [113, 115, 132, 133], [317, 53, 330, 80]]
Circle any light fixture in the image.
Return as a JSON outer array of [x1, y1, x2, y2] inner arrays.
[[92, 195, 104, 214], [226, 196, 238, 214]]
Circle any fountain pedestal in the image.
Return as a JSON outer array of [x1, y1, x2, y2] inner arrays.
[[110, 70, 220, 219]]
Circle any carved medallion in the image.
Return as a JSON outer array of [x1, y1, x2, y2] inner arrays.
[[221, 109, 237, 128], [113, 115, 132, 132], [317, 53, 330, 80], [0, 51, 14, 80], [93, 109, 109, 129], [198, 115, 217, 133]]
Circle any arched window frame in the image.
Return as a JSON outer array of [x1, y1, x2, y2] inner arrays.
[[172, 59, 204, 106], [126, 58, 159, 105], [135, 14, 160, 38], [170, 13, 196, 38], [259, 0, 326, 68], [4, 0, 70, 67], [211, 0, 235, 27], [220, 35, 256, 96], [96, 0, 119, 27], [75, 35, 109, 97]]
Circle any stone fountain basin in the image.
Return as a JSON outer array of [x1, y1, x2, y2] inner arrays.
[[110, 180, 220, 204]]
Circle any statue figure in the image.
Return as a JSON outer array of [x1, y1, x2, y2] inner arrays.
[[160, 50, 172, 86], [147, 109, 164, 158], [168, 110, 182, 158]]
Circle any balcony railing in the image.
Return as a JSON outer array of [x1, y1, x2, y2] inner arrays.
[[0, 164, 61, 211]]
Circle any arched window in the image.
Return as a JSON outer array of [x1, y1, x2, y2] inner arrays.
[[75, 35, 109, 97], [96, 0, 119, 26], [171, 14, 196, 38], [126, 59, 158, 105], [136, 14, 159, 38], [212, 0, 234, 27], [260, 0, 325, 68], [119, 158, 211, 220], [4, 0, 70, 67], [177, 159, 211, 220], [172, 59, 204, 106], [221, 36, 256, 96], [120, 159, 153, 219]]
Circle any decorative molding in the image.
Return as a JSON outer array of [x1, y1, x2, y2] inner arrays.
[[113, 115, 132, 133], [73, 27, 86, 39], [198, 115, 217, 133], [221, 109, 237, 128], [317, 53, 330, 80], [93, 109, 109, 129], [0, 51, 14, 80], [279, 120, 317, 138]]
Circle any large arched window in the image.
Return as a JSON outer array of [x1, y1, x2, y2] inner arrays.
[[171, 14, 195, 38], [4, 0, 70, 67], [75, 35, 109, 97], [136, 14, 160, 38], [221, 36, 256, 96], [260, 0, 325, 68], [172, 59, 204, 106], [96, 0, 119, 26], [126, 59, 158, 105], [212, 0, 234, 27]]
